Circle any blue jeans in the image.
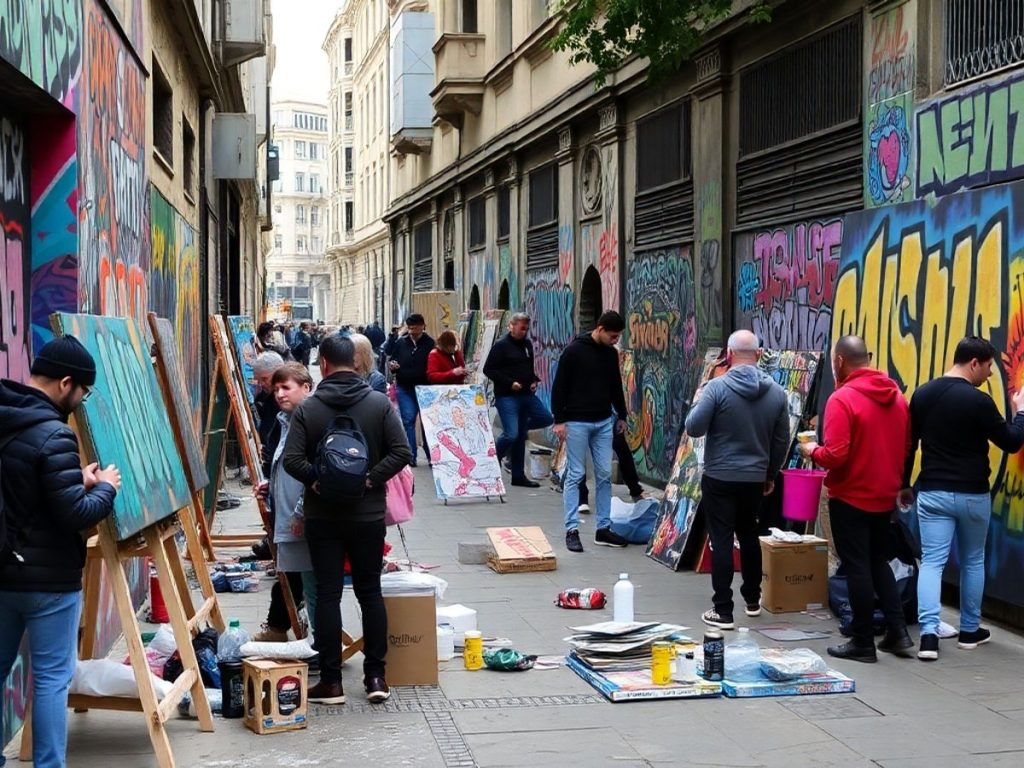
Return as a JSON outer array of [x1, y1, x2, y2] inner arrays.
[[0, 590, 82, 768], [563, 418, 614, 532], [494, 394, 554, 479], [396, 385, 424, 462], [917, 490, 991, 635]]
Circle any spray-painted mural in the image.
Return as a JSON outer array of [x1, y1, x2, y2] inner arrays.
[[80, 0, 148, 327], [624, 247, 701, 481], [104, 0, 143, 54], [0, 110, 30, 382], [523, 268, 575, 413], [916, 69, 1024, 199], [468, 248, 496, 312], [0, 0, 82, 105], [733, 219, 843, 351], [866, 0, 915, 207], [697, 180, 723, 341], [498, 243, 518, 309], [580, 219, 619, 314], [832, 181, 1024, 608]]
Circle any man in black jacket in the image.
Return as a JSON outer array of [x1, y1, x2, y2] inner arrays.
[[387, 314, 435, 466], [291, 322, 314, 366], [551, 312, 630, 553], [483, 312, 553, 487], [283, 335, 411, 705], [0, 336, 121, 766]]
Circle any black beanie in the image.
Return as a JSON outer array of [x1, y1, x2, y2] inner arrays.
[[30, 335, 97, 387]]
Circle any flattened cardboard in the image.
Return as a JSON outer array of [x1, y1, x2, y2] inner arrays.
[[486, 526, 557, 573], [760, 536, 829, 613]]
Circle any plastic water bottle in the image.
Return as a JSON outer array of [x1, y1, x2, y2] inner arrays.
[[613, 573, 634, 623], [725, 627, 761, 681], [217, 619, 250, 661], [217, 619, 250, 719], [436, 624, 456, 661]]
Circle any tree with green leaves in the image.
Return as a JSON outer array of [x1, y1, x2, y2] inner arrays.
[[551, 0, 772, 86]]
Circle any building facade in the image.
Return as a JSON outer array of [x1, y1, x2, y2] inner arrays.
[[268, 100, 331, 322], [384, 0, 1024, 618], [324, 0, 394, 327], [0, 0, 272, 747]]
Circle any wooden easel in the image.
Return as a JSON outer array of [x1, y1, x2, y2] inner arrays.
[[208, 315, 304, 639]]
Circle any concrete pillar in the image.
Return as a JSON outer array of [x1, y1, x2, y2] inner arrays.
[[483, 167, 497, 311], [556, 126, 576, 293], [593, 102, 624, 313], [505, 156, 521, 309], [451, 185, 465, 298]]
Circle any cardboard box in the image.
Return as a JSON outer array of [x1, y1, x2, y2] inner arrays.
[[567, 655, 722, 702], [760, 536, 828, 613], [242, 658, 308, 735], [486, 526, 557, 573], [721, 669, 855, 698], [385, 594, 439, 685]]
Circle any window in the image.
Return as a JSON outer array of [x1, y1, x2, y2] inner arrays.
[[295, 172, 305, 192], [309, 143, 319, 160], [311, 206, 320, 225], [945, 0, 1024, 85], [345, 201, 354, 231], [312, 236, 322, 252], [274, 237, 282, 251], [275, 271, 283, 281], [152, 59, 174, 164], [298, 270, 306, 283], [532, 0, 549, 29], [529, 164, 558, 227], [468, 196, 486, 248], [637, 103, 690, 192], [295, 140, 307, 159], [344, 92, 353, 130], [497, 0, 513, 57], [413, 221, 432, 290], [344, 37, 352, 62], [296, 204, 306, 223], [272, 179, 283, 193], [345, 146, 353, 173], [310, 174, 321, 194], [461, 0, 478, 33], [182, 116, 196, 196], [296, 237, 307, 252], [498, 185, 510, 239]]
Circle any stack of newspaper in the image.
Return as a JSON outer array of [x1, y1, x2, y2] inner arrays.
[[565, 621, 691, 672]]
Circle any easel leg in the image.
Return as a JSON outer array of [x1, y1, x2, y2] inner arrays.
[[190, 489, 217, 562], [279, 571, 304, 639], [73, 552, 103, 714], [178, 500, 226, 633]]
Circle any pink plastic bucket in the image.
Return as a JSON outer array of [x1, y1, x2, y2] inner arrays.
[[781, 469, 827, 522]]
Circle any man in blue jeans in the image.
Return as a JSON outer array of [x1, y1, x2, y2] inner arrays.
[[902, 336, 1024, 661], [551, 312, 630, 552], [0, 336, 121, 767], [483, 312, 553, 487], [388, 314, 435, 466]]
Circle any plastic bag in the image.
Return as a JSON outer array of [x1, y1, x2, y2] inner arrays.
[[239, 639, 317, 659], [380, 571, 448, 599], [483, 648, 536, 671], [609, 499, 659, 544], [385, 466, 415, 526], [73, 659, 173, 699], [149, 624, 178, 657], [178, 688, 222, 718], [759, 648, 827, 681]]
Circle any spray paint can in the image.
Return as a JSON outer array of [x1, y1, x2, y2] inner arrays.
[[702, 630, 724, 681], [651, 641, 673, 685]]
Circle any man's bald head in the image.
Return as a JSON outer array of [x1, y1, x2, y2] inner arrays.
[[832, 334, 872, 383], [727, 330, 760, 365]]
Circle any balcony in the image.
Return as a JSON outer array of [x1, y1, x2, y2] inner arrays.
[[344, 61, 353, 76], [345, 171, 354, 187], [431, 33, 486, 128]]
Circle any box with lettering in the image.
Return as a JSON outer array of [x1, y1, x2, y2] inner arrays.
[[759, 536, 829, 613]]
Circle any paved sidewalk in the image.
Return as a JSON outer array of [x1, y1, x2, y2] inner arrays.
[[19, 468, 1024, 767]]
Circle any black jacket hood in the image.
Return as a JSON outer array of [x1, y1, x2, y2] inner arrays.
[[314, 371, 373, 408], [0, 379, 68, 432]]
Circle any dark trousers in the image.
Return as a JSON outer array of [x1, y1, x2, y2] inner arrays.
[[266, 570, 306, 632], [494, 394, 554, 480], [579, 431, 643, 504], [829, 499, 904, 646], [701, 475, 764, 618], [306, 518, 388, 684]]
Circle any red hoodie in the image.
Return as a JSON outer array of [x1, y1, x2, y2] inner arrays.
[[812, 367, 910, 513], [426, 348, 466, 384]]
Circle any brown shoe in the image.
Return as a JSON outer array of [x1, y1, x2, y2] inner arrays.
[[365, 676, 390, 703], [252, 626, 289, 643], [308, 680, 346, 704]]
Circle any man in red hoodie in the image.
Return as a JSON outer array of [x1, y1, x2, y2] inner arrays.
[[798, 335, 912, 663]]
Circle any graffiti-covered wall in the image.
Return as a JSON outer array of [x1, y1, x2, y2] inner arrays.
[[733, 219, 843, 351], [0, 108, 30, 381], [523, 268, 575, 412], [832, 182, 1024, 607], [0, 0, 82, 106], [623, 247, 701, 481]]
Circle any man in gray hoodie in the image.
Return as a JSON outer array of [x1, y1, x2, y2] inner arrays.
[[685, 330, 791, 629]]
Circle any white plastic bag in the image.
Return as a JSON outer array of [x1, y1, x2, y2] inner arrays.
[[380, 571, 448, 599], [759, 648, 827, 681], [239, 638, 317, 659], [148, 624, 178, 657], [72, 659, 173, 699]]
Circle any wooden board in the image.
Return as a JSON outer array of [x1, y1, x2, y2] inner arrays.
[[486, 526, 556, 573], [202, 372, 231, 526], [412, 291, 462, 338]]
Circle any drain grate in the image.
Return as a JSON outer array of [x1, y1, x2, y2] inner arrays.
[[424, 711, 477, 767], [449, 694, 605, 709], [310, 688, 605, 716]]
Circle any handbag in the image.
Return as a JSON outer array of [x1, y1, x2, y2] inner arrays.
[[384, 465, 415, 526]]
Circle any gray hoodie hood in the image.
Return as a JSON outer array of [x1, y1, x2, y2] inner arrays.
[[721, 364, 778, 400]]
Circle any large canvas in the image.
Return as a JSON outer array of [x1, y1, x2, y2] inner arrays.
[[415, 385, 506, 499], [227, 315, 259, 403], [202, 373, 231, 525], [51, 313, 191, 540], [149, 315, 209, 491], [211, 315, 265, 485]]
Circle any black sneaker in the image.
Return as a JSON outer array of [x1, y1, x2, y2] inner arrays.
[[365, 677, 391, 703], [511, 478, 541, 488], [877, 627, 914, 656], [566, 529, 584, 553], [744, 603, 762, 618], [958, 627, 992, 649], [827, 641, 877, 663], [918, 633, 939, 661], [595, 528, 628, 548], [701, 609, 735, 630], [308, 680, 346, 704]]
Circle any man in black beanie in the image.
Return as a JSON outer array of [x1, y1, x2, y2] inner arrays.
[[0, 335, 122, 766]]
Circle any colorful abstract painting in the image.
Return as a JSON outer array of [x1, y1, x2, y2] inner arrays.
[[52, 313, 191, 540], [227, 314, 259, 403], [415, 385, 505, 500]]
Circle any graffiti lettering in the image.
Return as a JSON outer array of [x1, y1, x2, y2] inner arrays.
[[598, 224, 619, 312], [916, 72, 1024, 198], [558, 224, 573, 285], [1, 222, 29, 381], [109, 139, 141, 262], [0, 118, 25, 205], [737, 261, 758, 314], [868, 3, 914, 105], [699, 240, 722, 337], [523, 268, 574, 412], [868, 103, 912, 206], [0, 0, 82, 103]]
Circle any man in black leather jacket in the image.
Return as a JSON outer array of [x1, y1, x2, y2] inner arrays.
[[0, 336, 121, 766]]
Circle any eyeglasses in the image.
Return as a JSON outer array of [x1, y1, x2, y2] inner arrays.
[[80, 385, 93, 403]]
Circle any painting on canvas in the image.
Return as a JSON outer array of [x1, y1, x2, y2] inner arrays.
[[227, 315, 259, 403]]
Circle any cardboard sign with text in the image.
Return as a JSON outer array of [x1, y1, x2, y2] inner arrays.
[[760, 536, 829, 613], [384, 594, 438, 685], [486, 527, 557, 573]]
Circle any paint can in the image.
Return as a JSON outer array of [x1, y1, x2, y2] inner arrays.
[[463, 630, 484, 671], [702, 630, 725, 681], [651, 641, 673, 685]]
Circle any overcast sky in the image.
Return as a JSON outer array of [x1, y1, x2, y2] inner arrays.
[[270, 0, 339, 105]]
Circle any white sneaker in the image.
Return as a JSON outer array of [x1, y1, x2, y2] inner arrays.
[[937, 621, 958, 639], [577, 504, 591, 514]]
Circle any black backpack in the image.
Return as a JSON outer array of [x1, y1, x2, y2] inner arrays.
[[315, 414, 370, 499], [0, 430, 29, 563]]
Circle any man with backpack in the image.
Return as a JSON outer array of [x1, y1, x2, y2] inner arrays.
[[0, 336, 122, 766], [283, 335, 411, 705]]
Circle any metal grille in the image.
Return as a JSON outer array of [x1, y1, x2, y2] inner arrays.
[[526, 224, 559, 270], [634, 180, 694, 249], [498, 185, 510, 240], [529, 164, 558, 227], [637, 101, 690, 192], [468, 197, 486, 248], [414, 221, 433, 291], [739, 17, 861, 157], [946, 0, 1024, 85]]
